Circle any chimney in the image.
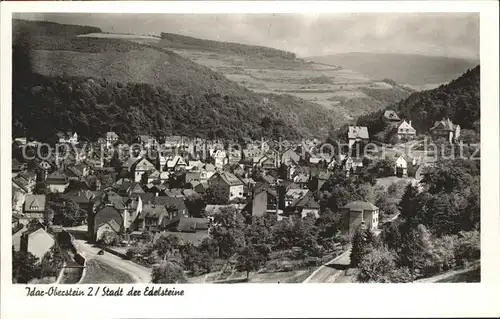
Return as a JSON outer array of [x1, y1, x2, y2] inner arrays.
[[409, 120, 412, 127]]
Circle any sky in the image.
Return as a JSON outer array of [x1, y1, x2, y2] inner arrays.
[[15, 13, 480, 60]]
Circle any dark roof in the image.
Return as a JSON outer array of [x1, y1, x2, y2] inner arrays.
[[211, 172, 243, 186], [46, 171, 68, 184], [162, 215, 209, 232], [95, 205, 123, 230], [289, 193, 319, 209], [342, 200, 378, 211], [384, 110, 401, 121], [139, 204, 167, 219], [62, 190, 95, 204]]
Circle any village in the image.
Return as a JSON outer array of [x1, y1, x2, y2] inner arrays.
[[12, 113, 466, 284]]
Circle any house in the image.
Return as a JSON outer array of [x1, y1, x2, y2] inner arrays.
[[394, 154, 416, 177], [285, 192, 320, 219], [241, 188, 268, 217], [429, 118, 461, 143], [343, 157, 364, 175], [348, 126, 369, 148], [397, 120, 417, 141], [23, 194, 47, 220], [12, 158, 27, 177], [284, 189, 310, 207], [45, 171, 69, 193], [147, 170, 161, 184], [89, 205, 124, 243], [134, 203, 168, 232], [62, 190, 96, 213], [185, 171, 201, 185], [12, 170, 36, 194], [213, 150, 228, 170], [208, 172, 245, 201], [341, 201, 379, 236], [162, 215, 210, 233], [166, 155, 187, 172], [293, 173, 309, 188], [20, 227, 55, 260], [132, 158, 156, 183], [106, 132, 119, 148], [317, 171, 332, 191], [383, 110, 401, 122], [281, 149, 300, 166], [58, 131, 78, 144], [137, 135, 157, 148]]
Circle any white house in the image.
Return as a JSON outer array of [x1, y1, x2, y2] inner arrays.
[[397, 120, 417, 140], [394, 154, 416, 177], [133, 158, 156, 182], [213, 150, 228, 170]]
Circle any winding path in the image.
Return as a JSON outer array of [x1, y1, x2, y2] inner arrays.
[[65, 226, 152, 283]]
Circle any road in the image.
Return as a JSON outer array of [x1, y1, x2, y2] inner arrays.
[[65, 227, 152, 283], [303, 249, 351, 283]]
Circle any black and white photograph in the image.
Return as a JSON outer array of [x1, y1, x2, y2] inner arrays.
[[1, 1, 499, 318], [8, 10, 484, 285]]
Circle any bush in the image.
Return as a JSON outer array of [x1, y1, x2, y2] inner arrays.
[[151, 261, 187, 284], [454, 230, 480, 267]]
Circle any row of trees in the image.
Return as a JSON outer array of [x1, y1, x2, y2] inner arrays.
[[129, 205, 348, 283]]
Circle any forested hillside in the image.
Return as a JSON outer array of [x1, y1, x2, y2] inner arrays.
[[12, 20, 343, 141], [350, 66, 480, 141]]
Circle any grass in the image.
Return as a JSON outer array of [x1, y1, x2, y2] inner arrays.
[[79, 259, 135, 284], [437, 267, 480, 283]]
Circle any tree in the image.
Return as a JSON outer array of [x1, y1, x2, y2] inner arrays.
[[454, 230, 480, 267], [204, 184, 229, 205], [235, 245, 264, 279], [185, 192, 207, 218], [153, 234, 181, 261], [151, 261, 187, 284], [98, 230, 120, 247], [12, 249, 41, 283], [40, 244, 65, 278], [350, 228, 369, 267], [211, 207, 246, 259], [398, 183, 420, 222], [181, 243, 214, 276], [357, 245, 412, 283], [49, 196, 86, 227]]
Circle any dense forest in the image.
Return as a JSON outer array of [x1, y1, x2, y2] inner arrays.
[[350, 66, 480, 141], [12, 20, 343, 142]]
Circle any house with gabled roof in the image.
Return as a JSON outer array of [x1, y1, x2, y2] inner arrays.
[[348, 126, 369, 148], [166, 155, 187, 172], [58, 131, 78, 144], [394, 153, 416, 177], [341, 201, 379, 236], [397, 120, 417, 141], [384, 110, 401, 122], [23, 194, 47, 220], [88, 204, 124, 243], [284, 192, 320, 219], [20, 226, 55, 260], [208, 171, 245, 201], [45, 171, 69, 193], [132, 158, 156, 183], [429, 118, 461, 143], [106, 131, 119, 148], [162, 215, 209, 233]]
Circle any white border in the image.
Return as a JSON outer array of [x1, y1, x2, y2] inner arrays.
[[1, 2, 499, 318]]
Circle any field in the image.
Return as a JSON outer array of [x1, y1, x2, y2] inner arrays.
[[79, 259, 135, 284], [168, 47, 413, 120]]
